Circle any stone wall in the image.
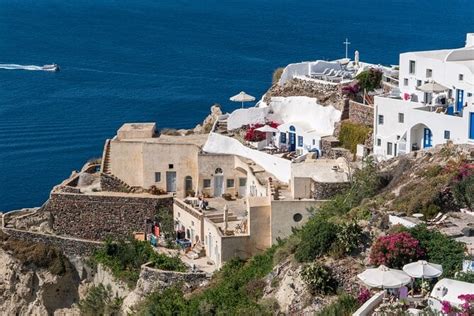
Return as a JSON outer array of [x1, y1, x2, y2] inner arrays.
[[313, 181, 351, 200], [348, 100, 374, 127], [42, 192, 173, 240], [1, 228, 102, 256], [121, 263, 209, 313], [320, 136, 340, 157]]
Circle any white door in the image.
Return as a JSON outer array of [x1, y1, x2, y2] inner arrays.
[[238, 178, 247, 197], [214, 175, 224, 197], [166, 171, 176, 192]]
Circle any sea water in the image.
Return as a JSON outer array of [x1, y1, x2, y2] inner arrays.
[[0, 0, 473, 211]]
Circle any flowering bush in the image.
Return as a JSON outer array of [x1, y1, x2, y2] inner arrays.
[[357, 287, 371, 304], [441, 294, 474, 315], [244, 121, 279, 142], [452, 163, 474, 211], [341, 82, 360, 99], [369, 232, 424, 268]]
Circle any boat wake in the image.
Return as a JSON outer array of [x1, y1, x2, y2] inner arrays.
[[0, 63, 59, 72]]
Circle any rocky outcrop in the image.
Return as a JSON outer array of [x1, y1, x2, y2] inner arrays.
[[0, 248, 80, 316], [264, 79, 346, 110], [193, 104, 223, 134]]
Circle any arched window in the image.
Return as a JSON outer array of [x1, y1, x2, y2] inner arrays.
[[215, 168, 223, 175], [185, 176, 193, 192], [289, 125, 296, 132]]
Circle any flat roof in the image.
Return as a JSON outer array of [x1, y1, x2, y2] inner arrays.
[[118, 133, 209, 147], [118, 122, 156, 132], [292, 159, 350, 183]]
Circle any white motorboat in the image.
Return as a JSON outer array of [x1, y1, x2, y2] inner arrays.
[[42, 64, 60, 72]]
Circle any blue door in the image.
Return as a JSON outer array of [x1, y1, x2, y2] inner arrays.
[[288, 125, 296, 151], [289, 132, 296, 151], [423, 128, 432, 148], [470, 112, 474, 140], [456, 89, 464, 113]]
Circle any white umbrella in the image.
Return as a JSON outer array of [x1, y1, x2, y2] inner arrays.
[[403, 260, 443, 279], [357, 265, 411, 289], [255, 125, 279, 133], [417, 81, 449, 93], [230, 91, 255, 108]]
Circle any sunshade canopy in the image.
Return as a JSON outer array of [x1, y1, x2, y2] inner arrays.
[[255, 125, 279, 133], [357, 265, 411, 289], [403, 260, 443, 279], [417, 81, 449, 93], [230, 91, 255, 102]]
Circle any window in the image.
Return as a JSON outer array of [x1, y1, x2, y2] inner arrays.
[[203, 179, 211, 188], [168, 164, 174, 169], [397, 135, 400, 140], [417, 80, 422, 87], [468, 93, 473, 97], [387, 142, 393, 155], [293, 213, 303, 222], [239, 178, 247, 187], [444, 130, 451, 140], [459, 74, 464, 81], [191, 221, 194, 227], [426, 69, 432, 78], [154, 172, 161, 182], [378, 115, 384, 125], [377, 138, 382, 146], [280, 132, 286, 144], [398, 113, 404, 123], [226, 179, 235, 188], [298, 136, 303, 147], [215, 168, 223, 174], [404, 78, 408, 86], [409, 60, 416, 74], [312, 139, 316, 145]]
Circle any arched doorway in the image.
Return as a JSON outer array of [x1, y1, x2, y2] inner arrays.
[[214, 168, 224, 197], [410, 123, 433, 151], [289, 125, 296, 151]]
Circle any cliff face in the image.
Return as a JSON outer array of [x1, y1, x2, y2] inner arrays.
[[0, 248, 80, 316]]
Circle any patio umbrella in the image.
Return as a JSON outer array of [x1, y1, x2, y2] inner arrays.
[[255, 125, 279, 133], [357, 265, 411, 289], [230, 91, 255, 108], [403, 260, 443, 279], [416, 81, 449, 93]]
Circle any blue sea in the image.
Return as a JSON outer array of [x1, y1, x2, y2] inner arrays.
[[0, 0, 473, 211]]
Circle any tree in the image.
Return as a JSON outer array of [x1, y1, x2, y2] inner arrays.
[[355, 68, 383, 92]]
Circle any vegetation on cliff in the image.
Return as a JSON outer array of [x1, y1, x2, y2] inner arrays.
[[0, 231, 72, 275], [93, 238, 186, 288], [338, 121, 372, 154], [79, 284, 122, 316]]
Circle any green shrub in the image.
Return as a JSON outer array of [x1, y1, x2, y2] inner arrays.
[[301, 263, 338, 295], [355, 68, 383, 92], [407, 225, 466, 277], [273, 234, 301, 264], [295, 219, 339, 262], [455, 271, 474, 283], [453, 174, 474, 211], [333, 222, 364, 255], [338, 121, 372, 154], [93, 238, 186, 288], [134, 286, 188, 316], [317, 294, 359, 316], [79, 284, 122, 316], [272, 67, 284, 84]]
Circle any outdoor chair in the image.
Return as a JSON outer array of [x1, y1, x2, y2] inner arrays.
[[311, 68, 330, 78]]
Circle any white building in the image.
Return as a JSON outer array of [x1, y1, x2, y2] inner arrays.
[[374, 33, 474, 159]]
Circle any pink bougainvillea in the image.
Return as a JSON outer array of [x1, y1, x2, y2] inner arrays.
[[358, 287, 371, 304], [244, 121, 280, 142], [369, 232, 424, 268]]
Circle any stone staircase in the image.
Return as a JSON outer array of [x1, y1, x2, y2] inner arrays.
[[101, 139, 112, 174], [100, 173, 133, 193], [215, 117, 229, 134], [186, 242, 206, 259]]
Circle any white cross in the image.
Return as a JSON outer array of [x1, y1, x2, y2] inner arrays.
[[343, 38, 351, 59]]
